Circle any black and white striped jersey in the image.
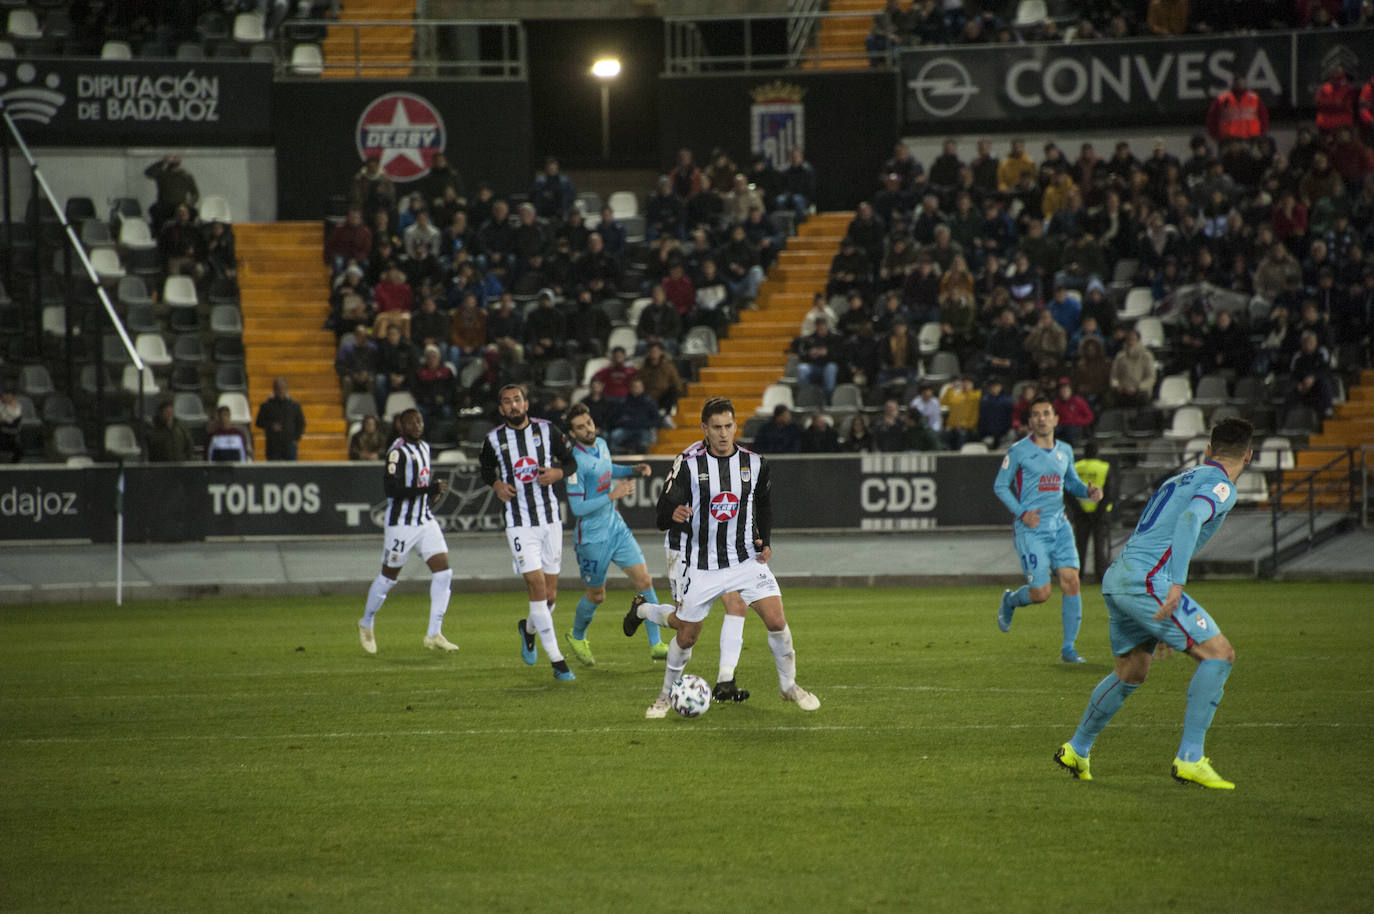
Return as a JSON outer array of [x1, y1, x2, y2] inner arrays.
[[383, 437, 435, 526], [478, 418, 576, 528], [657, 443, 773, 571], [663, 439, 707, 552]]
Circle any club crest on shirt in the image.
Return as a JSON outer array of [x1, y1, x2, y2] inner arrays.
[[740, 467, 751, 482], [1212, 482, 1231, 501]]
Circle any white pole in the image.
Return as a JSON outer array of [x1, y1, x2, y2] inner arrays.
[[115, 466, 125, 606]]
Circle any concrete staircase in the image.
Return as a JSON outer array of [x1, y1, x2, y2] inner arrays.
[[322, 0, 414, 79], [805, 0, 875, 70], [1282, 368, 1374, 508], [650, 211, 850, 455], [235, 223, 346, 461]]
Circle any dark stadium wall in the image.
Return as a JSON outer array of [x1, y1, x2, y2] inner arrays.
[[657, 71, 900, 213], [272, 80, 534, 220]]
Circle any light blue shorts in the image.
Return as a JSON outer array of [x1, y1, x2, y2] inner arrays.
[[1104, 590, 1221, 656], [1013, 520, 1079, 588], [575, 524, 646, 588]]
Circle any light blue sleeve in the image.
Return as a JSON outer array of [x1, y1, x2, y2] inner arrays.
[[1061, 444, 1089, 499], [993, 447, 1024, 517], [611, 463, 635, 480], [566, 451, 612, 518], [1164, 497, 1212, 587]]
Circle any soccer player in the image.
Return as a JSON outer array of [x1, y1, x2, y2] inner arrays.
[[993, 395, 1103, 662], [624, 397, 820, 718], [479, 384, 578, 681], [357, 408, 458, 654], [1055, 418, 1253, 789], [562, 402, 669, 664]]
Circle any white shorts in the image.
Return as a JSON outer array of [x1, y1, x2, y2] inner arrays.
[[666, 547, 683, 603], [677, 559, 781, 624], [507, 522, 562, 576], [382, 519, 448, 569]]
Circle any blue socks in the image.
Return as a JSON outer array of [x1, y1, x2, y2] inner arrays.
[[1008, 585, 1032, 608], [1178, 658, 1232, 762], [1070, 673, 1139, 757], [1061, 594, 1082, 652], [572, 597, 597, 640], [639, 589, 662, 645]]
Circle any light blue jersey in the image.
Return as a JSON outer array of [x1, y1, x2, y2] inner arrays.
[[1104, 460, 1238, 598], [566, 436, 645, 587], [994, 436, 1090, 587]]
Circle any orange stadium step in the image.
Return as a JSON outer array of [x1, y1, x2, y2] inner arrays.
[[322, 0, 414, 78], [236, 221, 344, 461]]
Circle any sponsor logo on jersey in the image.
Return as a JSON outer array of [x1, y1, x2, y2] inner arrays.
[[1037, 473, 1062, 492], [596, 470, 612, 494], [512, 455, 539, 484], [709, 491, 740, 521]]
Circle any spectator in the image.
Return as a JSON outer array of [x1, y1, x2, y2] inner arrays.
[[794, 316, 842, 401], [487, 292, 525, 364], [884, 142, 924, 190], [523, 289, 568, 363], [742, 206, 782, 269], [843, 413, 875, 452], [144, 153, 199, 229], [636, 284, 683, 353], [1024, 306, 1068, 379], [159, 203, 205, 277], [512, 203, 550, 288], [846, 202, 887, 265], [661, 261, 695, 317], [1202, 309, 1252, 377], [257, 379, 305, 461], [336, 324, 379, 401], [350, 155, 395, 223], [753, 404, 802, 454], [1010, 382, 1040, 436], [1315, 64, 1358, 136], [970, 138, 999, 193], [900, 407, 940, 451], [145, 399, 194, 462], [977, 377, 1013, 444], [411, 293, 450, 358], [1109, 328, 1156, 407], [1299, 150, 1344, 206], [328, 265, 372, 335], [1071, 337, 1112, 408], [940, 377, 979, 449], [724, 173, 765, 225], [205, 406, 250, 462], [372, 263, 414, 338], [845, 318, 883, 389], [609, 378, 663, 453], [374, 323, 418, 415], [873, 398, 906, 451], [704, 147, 739, 197], [403, 209, 441, 277], [1207, 76, 1269, 143], [646, 175, 686, 241], [1288, 330, 1336, 417], [929, 138, 964, 190], [478, 199, 516, 280], [421, 151, 464, 211], [593, 346, 637, 400], [778, 147, 816, 219], [878, 318, 921, 385], [982, 308, 1024, 381], [1361, 70, 1374, 145], [866, 0, 907, 63], [1052, 377, 1095, 445], [801, 413, 841, 453], [669, 147, 703, 201], [413, 344, 456, 425], [908, 383, 942, 436], [997, 138, 1036, 192], [692, 259, 733, 336], [638, 341, 682, 420], [349, 414, 386, 461], [719, 223, 766, 303], [530, 157, 575, 222], [0, 389, 22, 462], [202, 218, 236, 281]]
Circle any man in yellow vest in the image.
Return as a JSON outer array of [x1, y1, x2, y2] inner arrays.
[[1068, 440, 1112, 581]]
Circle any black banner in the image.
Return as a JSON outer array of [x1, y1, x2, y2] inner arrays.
[[272, 80, 533, 220], [0, 58, 272, 145], [658, 71, 899, 213], [0, 454, 1012, 543], [901, 29, 1373, 131]]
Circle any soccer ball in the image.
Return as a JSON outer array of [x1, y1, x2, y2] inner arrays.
[[669, 674, 712, 718]]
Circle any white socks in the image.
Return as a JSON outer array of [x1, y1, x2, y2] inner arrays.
[[361, 573, 397, 627], [767, 625, 796, 693], [718, 613, 745, 682], [663, 637, 692, 694], [427, 569, 452, 637], [639, 601, 675, 627], [527, 600, 563, 662]]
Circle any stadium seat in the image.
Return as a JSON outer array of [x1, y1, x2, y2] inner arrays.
[[50, 425, 88, 460], [125, 247, 162, 277], [1093, 407, 1129, 442], [917, 322, 942, 356], [1230, 375, 1267, 406], [0, 40, 15, 59], [117, 275, 153, 309], [1120, 287, 1153, 319], [1153, 373, 1192, 410], [163, 275, 198, 309], [248, 42, 276, 63], [1276, 406, 1319, 438], [620, 215, 646, 244], [79, 364, 119, 398], [232, 11, 265, 42], [168, 308, 200, 334], [383, 391, 418, 420], [1013, 0, 1047, 25], [101, 39, 132, 59], [122, 364, 161, 397], [1125, 407, 1163, 439], [6, 10, 40, 40], [959, 442, 989, 454], [217, 392, 252, 424], [1209, 404, 1241, 424], [1181, 435, 1209, 466], [794, 383, 824, 411], [626, 297, 652, 327], [209, 305, 243, 335], [772, 210, 796, 238], [81, 220, 116, 250], [65, 196, 97, 225], [290, 42, 323, 75], [682, 326, 718, 356], [102, 334, 134, 366], [345, 392, 375, 422], [134, 333, 172, 368], [214, 363, 247, 392], [606, 325, 637, 354], [1135, 316, 1165, 350], [206, 277, 240, 305], [169, 363, 202, 393], [1141, 438, 1181, 469], [173, 392, 208, 428], [172, 334, 205, 363], [118, 218, 157, 251], [1193, 373, 1229, 407], [543, 358, 576, 389], [19, 363, 56, 402], [580, 356, 610, 386], [756, 383, 794, 415], [607, 191, 638, 219], [1164, 405, 1206, 441], [435, 449, 469, 465], [200, 195, 232, 224], [90, 247, 125, 284], [925, 351, 959, 383], [598, 298, 628, 326], [41, 393, 76, 425], [103, 423, 142, 461], [458, 358, 484, 389], [830, 383, 863, 414], [212, 336, 244, 363], [40, 304, 64, 338]]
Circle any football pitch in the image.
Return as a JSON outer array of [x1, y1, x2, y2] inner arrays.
[[3, 581, 1372, 913]]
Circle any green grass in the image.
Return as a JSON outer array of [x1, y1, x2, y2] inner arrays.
[[2, 582, 1372, 913]]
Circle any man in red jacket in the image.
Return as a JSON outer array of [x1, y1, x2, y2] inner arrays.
[[1206, 77, 1268, 142], [1052, 377, 1095, 446], [1315, 64, 1358, 135]]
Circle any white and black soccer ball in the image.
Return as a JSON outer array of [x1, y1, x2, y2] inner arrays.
[[669, 674, 712, 718]]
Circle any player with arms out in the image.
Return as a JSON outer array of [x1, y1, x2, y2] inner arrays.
[[562, 402, 669, 664], [479, 384, 579, 681], [357, 408, 458, 654], [993, 395, 1103, 662], [1055, 418, 1252, 789], [624, 397, 820, 718]]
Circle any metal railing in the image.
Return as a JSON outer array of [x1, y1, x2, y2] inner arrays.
[[664, 10, 876, 74], [1265, 446, 1364, 573], [278, 18, 525, 79]]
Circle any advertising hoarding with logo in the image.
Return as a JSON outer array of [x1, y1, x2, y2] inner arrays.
[[900, 29, 1372, 131], [0, 58, 272, 145]]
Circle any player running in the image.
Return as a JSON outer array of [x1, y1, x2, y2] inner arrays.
[[562, 402, 669, 665], [993, 395, 1103, 662], [357, 408, 458, 654], [624, 397, 819, 718], [1055, 418, 1252, 789]]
